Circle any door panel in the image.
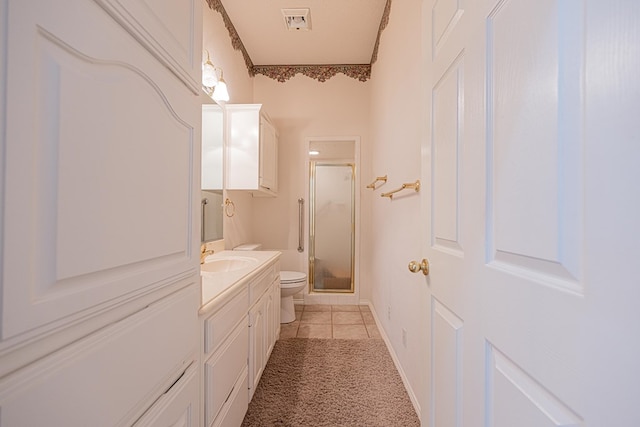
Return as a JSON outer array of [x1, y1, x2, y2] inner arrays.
[[431, 298, 463, 427], [432, 53, 464, 256], [423, 0, 640, 425], [487, 346, 582, 427], [486, 0, 584, 293]]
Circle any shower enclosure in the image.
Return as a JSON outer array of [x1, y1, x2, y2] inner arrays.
[[308, 139, 357, 294]]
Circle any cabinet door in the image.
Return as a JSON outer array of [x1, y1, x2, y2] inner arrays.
[[133, 362, 199, 427], [202, 105, 224, 190], [1, 0, 201, 345], [226, 107, 260, 190], [93, 0, 202, 92], [0, 286, 199, 426], [259, 116, 278, 192], [272, 277, 281, 344], [264, 288, 275, 357], [248, 300, 265, 399], [204, 322, 248, 426]]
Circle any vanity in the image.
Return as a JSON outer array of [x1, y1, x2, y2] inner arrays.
[[199, 250, 281, 427]]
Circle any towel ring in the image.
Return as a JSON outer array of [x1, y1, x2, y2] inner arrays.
[[224, 198, 235, 217]]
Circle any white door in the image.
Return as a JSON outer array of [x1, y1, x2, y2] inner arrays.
[[421, 0, 640, 426]]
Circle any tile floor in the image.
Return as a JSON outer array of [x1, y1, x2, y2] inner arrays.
[[279, 304, 381, 339]]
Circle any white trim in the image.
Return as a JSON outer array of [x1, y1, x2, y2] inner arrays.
[[366, 300, 422, 421], [303, 136, 361, 305]]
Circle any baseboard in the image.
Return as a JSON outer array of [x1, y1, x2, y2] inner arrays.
[[365, 301, 422, 422]]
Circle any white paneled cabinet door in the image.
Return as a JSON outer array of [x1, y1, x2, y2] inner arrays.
[[259, 116, 278, 192], [248, 299, 265, 400], [0, 0, 202, 424], [1, 0, 200, 345], [422, 0, 640, 426]]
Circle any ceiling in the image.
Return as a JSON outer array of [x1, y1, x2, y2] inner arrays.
[[208, 0, 390, 82]]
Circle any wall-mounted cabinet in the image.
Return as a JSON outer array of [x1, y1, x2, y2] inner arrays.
[[226, 104, 278, 197]]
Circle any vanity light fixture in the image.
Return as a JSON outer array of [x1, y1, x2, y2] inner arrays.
[[212, 72, 229, 102], [202, 50, 230, 102], [309, 150, 320, 156]]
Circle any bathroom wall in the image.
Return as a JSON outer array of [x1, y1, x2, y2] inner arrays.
[[368, 0, 428, 415], [203, 2, 253, 105], [203, 1, 256, 249], [203, 8, 429, 412], [252, 74, 373, 299]]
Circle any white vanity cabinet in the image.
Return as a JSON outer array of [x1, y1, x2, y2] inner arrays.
[[226, 104, 279, 196], [248, 267, 281, 399], [201, 286, 249, 427], [200, 253, 281, 427]]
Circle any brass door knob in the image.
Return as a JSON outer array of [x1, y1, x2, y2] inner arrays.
[[408, 259, 430, 275]]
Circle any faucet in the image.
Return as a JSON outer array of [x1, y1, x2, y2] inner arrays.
[[200, 245, 214, 264]]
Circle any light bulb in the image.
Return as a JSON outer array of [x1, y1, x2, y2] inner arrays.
[[212, 77, 229, 102], [202, 60, 218, 88]]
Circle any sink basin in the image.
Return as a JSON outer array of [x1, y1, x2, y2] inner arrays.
[[201, 256, 258, 274]]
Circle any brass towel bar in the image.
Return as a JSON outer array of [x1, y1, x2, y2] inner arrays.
[[366, 175, 388, 190], [381, 180, 421, 199]]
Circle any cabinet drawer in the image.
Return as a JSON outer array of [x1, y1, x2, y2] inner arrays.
[[133, 362, 199, 427], [249, 263, 277, 306], [0, 285, 199, 426], [204, 287, 248, 355], [204, 322, 248, 426], [211, 368, 248, 427]]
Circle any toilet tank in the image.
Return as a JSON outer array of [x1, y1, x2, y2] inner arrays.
[[233, 243, 262, 251]]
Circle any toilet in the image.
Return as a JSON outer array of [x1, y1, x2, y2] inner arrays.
[[233, 243, 306, 324], [233, 243, 263, 251], [279, 271, 307, 323]]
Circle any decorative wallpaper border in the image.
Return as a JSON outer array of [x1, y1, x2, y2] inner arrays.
[[206, 0, 255, 74], [206, 0, 391, 83], [252, 64, 371, 82]]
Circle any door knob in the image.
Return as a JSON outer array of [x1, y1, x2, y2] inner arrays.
[[408, 259, 430, 275]]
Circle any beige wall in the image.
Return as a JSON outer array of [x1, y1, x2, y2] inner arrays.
[[202, 2, 253, 104], [369, 0, 427, 414], [202, 1, 255, 249], [204, 0, 427, 414], [252, 74, 372, 296]]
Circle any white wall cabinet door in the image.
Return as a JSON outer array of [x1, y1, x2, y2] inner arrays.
[[259, 116, 278, 192], [94, 0, 203, 92], [226, 104, 278, 196], [1, 0, 201, 350], [421, 0, 640, 425], [0, 0, 202, 425], [202, 104, 224, 190]]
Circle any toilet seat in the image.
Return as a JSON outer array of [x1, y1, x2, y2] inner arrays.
[[280, 271, 306, 284]]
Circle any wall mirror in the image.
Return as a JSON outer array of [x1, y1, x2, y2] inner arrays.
[[201, 102, 224, 242]]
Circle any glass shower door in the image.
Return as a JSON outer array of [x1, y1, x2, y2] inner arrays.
[[309, 163, 355, 293]]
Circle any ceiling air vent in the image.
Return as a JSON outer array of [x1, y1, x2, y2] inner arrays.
[[282, 8, 311, 31]]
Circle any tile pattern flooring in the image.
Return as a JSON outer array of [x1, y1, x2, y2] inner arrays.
[[279, 304, 381, 339]]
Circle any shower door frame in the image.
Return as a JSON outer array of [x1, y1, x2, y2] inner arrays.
[[309, 162, 356, 294], [303, 136, 361, 305]]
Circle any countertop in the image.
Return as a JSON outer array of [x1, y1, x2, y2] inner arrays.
[[200, 250, 281, 313]]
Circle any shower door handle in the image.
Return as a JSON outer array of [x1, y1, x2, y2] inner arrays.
[[298, 198, 304, 252], [408, 259, 429, 275]]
